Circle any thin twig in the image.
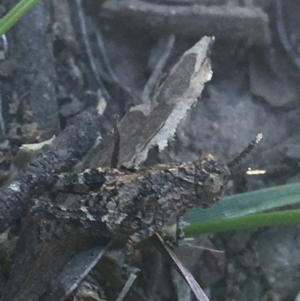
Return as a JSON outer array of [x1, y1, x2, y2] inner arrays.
[[95, 30, 120, 84], [0, 89, 6, 135], [94, 29, 140, 105], [111, 115, 120, 168], [150, 233, 210, 301], [115, 273, 138, 301], [142, 35, 175, 105], [75, 0, 110, 100]]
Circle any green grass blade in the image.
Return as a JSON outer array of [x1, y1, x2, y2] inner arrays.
[[0, 0, 41, 36], [184, 208, 300, 235], [185, 182, 300, 224]]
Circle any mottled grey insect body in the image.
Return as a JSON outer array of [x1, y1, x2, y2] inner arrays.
[[33, 154, 230, 242], [32, 133, 261, 243]]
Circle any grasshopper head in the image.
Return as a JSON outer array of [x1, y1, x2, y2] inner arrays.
[[192, 133, 262, 208], [193, 154, 230, 208]]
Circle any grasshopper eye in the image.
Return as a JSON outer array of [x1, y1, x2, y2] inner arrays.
[[204, 174, 225, 194], [194, 155, 230, 208]]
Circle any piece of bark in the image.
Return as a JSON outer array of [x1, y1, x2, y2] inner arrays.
[[40, 245, 109, 301], [89, 36, 214, 168], [1, 216, 111, 301], [0, 108, 102, 232], [100, 0, 270, 46], [9, 0, 59, 137]]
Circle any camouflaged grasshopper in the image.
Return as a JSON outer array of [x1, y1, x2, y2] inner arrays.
[[32, 133, 262, 245]]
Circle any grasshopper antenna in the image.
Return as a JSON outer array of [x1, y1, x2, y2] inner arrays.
[[227, 133, 263, 169]]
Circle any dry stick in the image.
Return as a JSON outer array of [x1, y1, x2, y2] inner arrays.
[[150, 233, 210, 301], [0, 109, 102, 232], [75, 0, 110, 101], [141, 34, 175, 106], [0, 88, 5, 135], [11, 0, 59, 134], [94, 29, 140, 105], [111, 115, 120, 168], [115, 273, 138, 301], [276, 0, 300, 69], [95, 30, 120, 84]]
